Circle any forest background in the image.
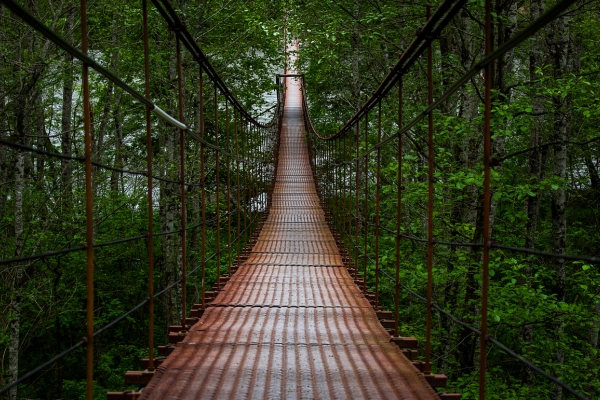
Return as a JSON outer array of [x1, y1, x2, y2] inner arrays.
[[1, 0, 599, 399]]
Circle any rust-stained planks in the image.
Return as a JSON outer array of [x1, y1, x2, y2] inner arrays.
[[139, 76, 439, 400]]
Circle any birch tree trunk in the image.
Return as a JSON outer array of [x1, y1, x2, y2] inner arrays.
[[61, 7, 74, 210], [0, 55, 9, 220], [455, 11, 481, 376], [522, 0, 546, 384], [111, 91, 124, 193], [549, 11, 571, 400], [9, 149, 24, 400], [351, 0, 360, 109], [160, 33, 182, 326]]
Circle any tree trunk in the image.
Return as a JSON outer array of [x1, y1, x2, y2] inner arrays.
[[549, 11, 571, 400], [9, 86, 28, 400], [61, 7, 74, 210], [160, 34, 182, 327], [0, 61, 9, 220], [9, 150, 24, 400], [585, 294, 600, 397], [111, 91, 124, 193], [454, 11, 481, 376], [351, 0, 360, 109], [522, 0, 546, 384], [34, 90, 47, 182], [585, 158, 599, 192]]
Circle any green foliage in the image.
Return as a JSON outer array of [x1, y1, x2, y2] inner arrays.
[[305, 0, 600, 398], [0, 0, 282, 397]]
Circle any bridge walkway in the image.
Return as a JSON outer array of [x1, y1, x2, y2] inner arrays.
[[139, 76, 438, 400]]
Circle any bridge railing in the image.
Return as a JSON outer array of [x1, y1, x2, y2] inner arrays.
[[299, 0, 591, 398], [0, 0, 284, 397]]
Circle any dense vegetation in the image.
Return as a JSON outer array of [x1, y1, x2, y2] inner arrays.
[[1, 0, 599, 399], [296, 0, 600, 399], [0, 0, 284, 398]]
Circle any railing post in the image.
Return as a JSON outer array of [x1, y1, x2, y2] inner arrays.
[[226, 100, 232, 274], [336, 139, 340, 233], [327, 141, 331, 205], [375, 100, 381, 309], [347, 133, 351, 268], [176, 35, 187, 332], [142, 0, 155, 371], [253, 125, 258, 230], [395, 77, 403, 337], [363, 106, 369, 294], [200, 66, 206, 310], [425, 4, 434, 376], [215, 86, 221, 285], [235, 111, 241, 261], [355, 122, 360, 271], [479, 0, 493, 396], [243, 120, 247, 247], [81, 0, 95, 397]]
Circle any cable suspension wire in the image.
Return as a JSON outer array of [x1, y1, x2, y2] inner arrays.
[[0, 0, 278, 132], [303, 0, 578, 147], [0, 132, 270, 174], [0, 209, 238, 267], [337, 203, 600, 263]]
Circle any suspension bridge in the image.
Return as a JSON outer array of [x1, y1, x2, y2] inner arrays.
[[0, 0, 592, 399]]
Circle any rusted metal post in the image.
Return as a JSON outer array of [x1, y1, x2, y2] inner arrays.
[[324, 142, 328, 200], [337, 139, 341, 230], [215, 86, 221, 285], [332, 138, 336, 228], [247, 124, 252, 237], [479, 0, 493, 396], [200, 67, 206, 310], [81, 1, 94, 397], [252, 125, 256, 230], [142, 0, 155, 371], [262, 126, 265, 207], [363, 107, 369, 294], [355, 122, 360, 270], [347, 133, 352, 262], [176, 36, 187, 331], [262, 126, 264, 220], [327, 142, 330, 202], [331, 141, 334, 207], [226, 100, 232, 274], [425, 4, 434, 376], [250, 124, 254, 234], [395, 78, 403, 336], [243, 120, 247, 247], [336, 138, 340, 232], [375, 100, 381, 309], [236, 111, 241, 260], [252, 125, 257, 230]]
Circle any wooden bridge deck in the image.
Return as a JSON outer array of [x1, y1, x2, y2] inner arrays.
[[139, 77, 439, 399]]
